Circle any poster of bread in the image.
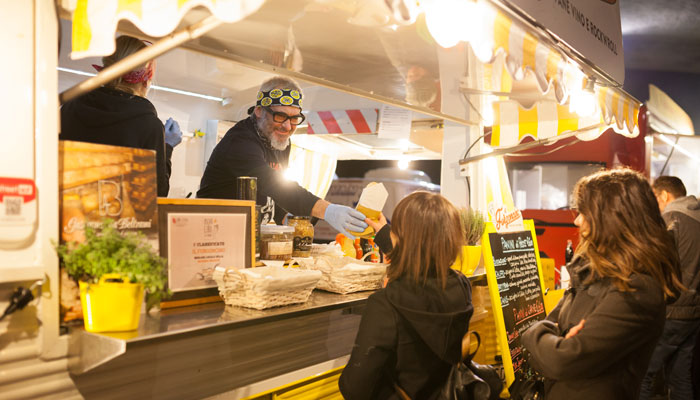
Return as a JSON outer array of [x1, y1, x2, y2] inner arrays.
[[58, 140, 159, 322]]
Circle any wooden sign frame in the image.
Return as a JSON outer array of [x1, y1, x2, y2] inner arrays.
[[157, 198, 255, 308], [481, 219, 547, 388]]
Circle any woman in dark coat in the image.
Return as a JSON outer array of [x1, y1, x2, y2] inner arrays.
[[339, 191, 474, 399], [522, 168, 684, 400]]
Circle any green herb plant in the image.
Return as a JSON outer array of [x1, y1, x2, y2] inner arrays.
[[55, 218, 170, 311], [460, 208, 486, 246]]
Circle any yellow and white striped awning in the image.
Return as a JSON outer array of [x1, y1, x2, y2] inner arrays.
[[67, 0, 264, 59], [456, 0, 640, 142], [490, 93, 640, 148]]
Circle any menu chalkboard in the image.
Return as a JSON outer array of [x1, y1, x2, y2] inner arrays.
[[482, 220, 546, 387]]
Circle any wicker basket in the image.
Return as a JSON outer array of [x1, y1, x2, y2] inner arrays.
[[212, 266, 321, 310], [298, 253, 387, 294]]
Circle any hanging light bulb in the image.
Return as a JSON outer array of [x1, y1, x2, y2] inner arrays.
[[424, 0, 473, 48], [569, 78, 597, 117]]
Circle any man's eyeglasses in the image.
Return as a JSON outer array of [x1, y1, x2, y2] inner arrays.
[[262, 107, 306, 125]]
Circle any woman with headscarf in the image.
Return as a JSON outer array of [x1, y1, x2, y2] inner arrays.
[[60, 35, 181, 197]]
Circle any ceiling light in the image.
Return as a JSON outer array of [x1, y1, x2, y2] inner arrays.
[[569, 77, 597, 117], [424, 0, 473, 48], [397, 159, 410, 170], [57, 67, 224, 102]]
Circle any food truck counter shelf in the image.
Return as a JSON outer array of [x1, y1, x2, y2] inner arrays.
[[67, 274, 485, 399], [68, 290, 372, 375]]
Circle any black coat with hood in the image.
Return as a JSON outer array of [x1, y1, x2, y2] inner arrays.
[[663, 195, 700, 320], [339, 269, 473, 400], [521, 257, 666, 400], [60, 87, 173, 197]]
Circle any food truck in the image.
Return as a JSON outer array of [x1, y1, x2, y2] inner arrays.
[[1, 0, 643, 398]]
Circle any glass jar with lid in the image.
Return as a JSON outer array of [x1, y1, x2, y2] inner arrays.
[[260, 224, 294, 261], [288, 216, 314, 258]]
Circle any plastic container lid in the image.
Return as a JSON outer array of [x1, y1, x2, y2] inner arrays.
[[261, 224, 294, 234]]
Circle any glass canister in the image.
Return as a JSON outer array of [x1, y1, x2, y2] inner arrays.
[[288, 216, 314, 258], [260, 224, 294, 261]]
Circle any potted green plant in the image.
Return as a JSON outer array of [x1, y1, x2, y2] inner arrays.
[[55, 219, 170, 332], [452, 208, 486, 276]]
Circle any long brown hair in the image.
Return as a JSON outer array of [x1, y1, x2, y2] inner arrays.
[[572, 168, 682, 298], [387, 191, 464, 288]]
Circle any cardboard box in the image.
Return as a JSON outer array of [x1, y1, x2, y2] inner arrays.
[[58, 140, 159, 321]]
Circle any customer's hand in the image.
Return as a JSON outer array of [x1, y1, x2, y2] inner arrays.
[[365, 213, 387, 233], [324, 204, 368, 239], [565, 319, 585, 339], [164, 118, 182, 147]]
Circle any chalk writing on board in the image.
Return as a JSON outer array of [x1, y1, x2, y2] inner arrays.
[[489, 230, 546, 377]]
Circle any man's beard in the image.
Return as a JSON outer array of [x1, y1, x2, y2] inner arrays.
[[256, 118, 290, 151]]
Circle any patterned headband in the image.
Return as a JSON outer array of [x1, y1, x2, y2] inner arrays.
[[256, 88, 303, 108], [92, 62, 154, 84]]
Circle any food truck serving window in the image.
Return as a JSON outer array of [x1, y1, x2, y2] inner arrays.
[[507, 162, 604, 210]]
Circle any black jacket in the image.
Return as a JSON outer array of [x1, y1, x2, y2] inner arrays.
[[663, 195, 700, 319], [522, 257, 666, 400], [197, 117, 319, 224], [60, 87, 172, 197], [339, 269, 473, 400]]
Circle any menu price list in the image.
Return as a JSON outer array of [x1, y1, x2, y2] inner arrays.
[[489, 230, 546, 378]]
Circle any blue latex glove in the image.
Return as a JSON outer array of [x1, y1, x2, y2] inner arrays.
[[164, 118, 182, 147], [324, 204, 368, 239]]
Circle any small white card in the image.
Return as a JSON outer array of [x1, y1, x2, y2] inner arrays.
[[377, 105, 412, 140]]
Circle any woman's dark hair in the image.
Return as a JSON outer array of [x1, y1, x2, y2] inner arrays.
[[572, 168, 683, 299], [387, 191, 464, 288]]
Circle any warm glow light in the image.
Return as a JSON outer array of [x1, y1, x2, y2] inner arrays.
[[569, 90, 597, 117], [397, 159, 410, 170], [424, 0, 473, 48], [283, 167, 299, 182]]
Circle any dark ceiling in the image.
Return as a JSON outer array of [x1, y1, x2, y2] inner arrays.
[[621, 0, 700, 73], [619, 0, 700, 130]]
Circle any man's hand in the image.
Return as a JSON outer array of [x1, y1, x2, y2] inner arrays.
[[565, 319, 585, 339], [164, 118, 182, 147], [324, 204, 368, 239]]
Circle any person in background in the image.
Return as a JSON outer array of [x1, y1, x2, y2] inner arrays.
[[522, 168, 683, 400], [60, 35, 182, 197], [640, 176, 700, 400], [339, 191, 473, 399], [197, 76, 367, 238]]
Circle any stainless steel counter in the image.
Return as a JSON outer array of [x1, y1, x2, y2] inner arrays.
[[99, 290, 373, 344], [67, 275, 485, 399]]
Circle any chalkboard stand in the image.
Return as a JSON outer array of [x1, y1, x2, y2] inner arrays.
[[481, 219, 547, 390]]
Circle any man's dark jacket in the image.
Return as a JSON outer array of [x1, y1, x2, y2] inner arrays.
[[60, 87, 172, 197], [663, 195, 700, 319], [339, 270, 473, 399], [197, 117, 319, 224], [522, 258, 666, 400]]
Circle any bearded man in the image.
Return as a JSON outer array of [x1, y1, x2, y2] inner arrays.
[[197, 76, 366, 238]]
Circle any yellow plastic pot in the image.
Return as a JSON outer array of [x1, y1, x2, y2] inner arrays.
[[79, 273, 144, 332], [450, 245, 482, 276]]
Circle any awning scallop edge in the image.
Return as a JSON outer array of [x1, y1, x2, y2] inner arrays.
[[68, 0, 265, 60]]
